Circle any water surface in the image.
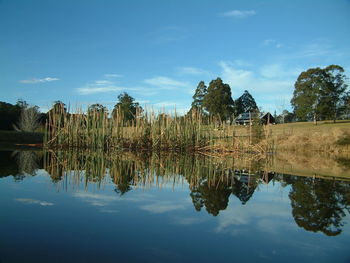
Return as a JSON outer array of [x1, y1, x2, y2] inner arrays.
[[0, 150, 349, 263]]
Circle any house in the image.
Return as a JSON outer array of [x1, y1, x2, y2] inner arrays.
[[234, 112, 275, 125]]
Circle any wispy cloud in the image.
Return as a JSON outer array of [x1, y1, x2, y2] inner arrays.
[[262, 39, 283, 49], [77, 78, 124, 95], [220, 10, 256, 18], [219, 61, 298, 111], [19, 77, 59, 84], [151, 26, 188, 44], [15, 198, 54, 206], [177, 67, 209, 76], [77, 86, 124, 95], [104, 74, 123, 78], [144, 76, 190, 89]]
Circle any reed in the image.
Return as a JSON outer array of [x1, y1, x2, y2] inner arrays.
[[44, 104, 271, 153]]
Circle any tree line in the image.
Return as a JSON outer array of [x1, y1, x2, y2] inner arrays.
[[1, 64, 349, 132]]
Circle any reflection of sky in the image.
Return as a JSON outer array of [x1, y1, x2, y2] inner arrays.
[[1, 170, 349, 263]]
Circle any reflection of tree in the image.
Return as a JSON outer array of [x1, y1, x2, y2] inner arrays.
[[289, 177, 350, 236], [111, 161, 137, 196], [0, 151, 20, 178], [190, 181, 231, 216], [189, 168, 261, 216], [231, 177, 256, 205], [15, 151, 39, 175]]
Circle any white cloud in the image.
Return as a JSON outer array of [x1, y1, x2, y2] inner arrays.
[[219, 61, 297, 111], [104, 74, 123, 78], [19, 77, 59, 84], [177, 67, 209, 76], [220, 10, 256, 18], [77, 86, 124, 95], [15, 198, 54, 206], [76, 78, 125, 95], [144, 76, 190, 89]]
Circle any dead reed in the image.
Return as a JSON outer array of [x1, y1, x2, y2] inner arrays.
[[44, 104, 272, 154]]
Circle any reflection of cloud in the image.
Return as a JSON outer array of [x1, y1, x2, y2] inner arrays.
[[72, 192, 117, 206], [100, 209, 118, 213], [140, 201, 186, 214], [215, 201, 292, 234], [173, 216, 209, 225], [15, 198, 54, 206]]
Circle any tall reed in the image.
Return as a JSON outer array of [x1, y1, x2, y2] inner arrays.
[[44, 104, 271, 153]]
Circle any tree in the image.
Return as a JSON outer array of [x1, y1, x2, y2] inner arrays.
[[190, 81, 207, 112], [15, 106, 41, 132], [88, 103, 108, 116], [319, 65, 348, 122], [234, 90, 258, 116], [112, 92, 141, 123], [0, 102, 21, 130], [291, 65, 348, 124], [202, 78, 234, 120], [49, 101, 67, 115]]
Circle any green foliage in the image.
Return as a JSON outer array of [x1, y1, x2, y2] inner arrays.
[[202, 77, 234, 120], [112, 92, 141, 123], [234, 90, 258, 116], [190, 81, 207, 112], [291, 65, 348, 122], [0, 101, 21, 130]]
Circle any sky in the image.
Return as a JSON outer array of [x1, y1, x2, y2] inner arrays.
[[1, 0, 350, 114]]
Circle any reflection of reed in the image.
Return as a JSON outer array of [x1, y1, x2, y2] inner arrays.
[[43, 150, 273, 192]]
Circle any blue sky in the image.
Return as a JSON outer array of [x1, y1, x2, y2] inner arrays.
[[1, 0, 350, 114]]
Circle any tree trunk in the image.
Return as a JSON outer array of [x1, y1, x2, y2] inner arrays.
[[313, 113, 317, 125]]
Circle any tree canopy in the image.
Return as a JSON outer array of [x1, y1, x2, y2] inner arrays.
[[234, 90, 258, 116], [112, 92, 141, 123], [190, 81, 207, 112], [291, 65, 348, 123], [202, 78, 234, 120]]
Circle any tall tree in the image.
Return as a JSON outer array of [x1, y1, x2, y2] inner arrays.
[[291, 65, 348, 124], [190, 81, 207, 112], [319, 65, 348, 122], [234, 90, 258, 116], [202, 78, 234, 120], [112, 92, 141, 123], [88, 103, 108, 115]]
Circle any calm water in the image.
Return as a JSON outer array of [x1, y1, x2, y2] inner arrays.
[[0, 150, 349, 263]]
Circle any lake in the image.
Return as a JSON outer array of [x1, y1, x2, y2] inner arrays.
[[0, 150, 349, 263]]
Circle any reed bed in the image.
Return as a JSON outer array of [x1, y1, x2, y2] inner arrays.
[[45, 105, 273, 154]]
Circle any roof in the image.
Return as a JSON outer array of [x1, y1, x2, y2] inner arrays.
[[235, 112, 273, 121]]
